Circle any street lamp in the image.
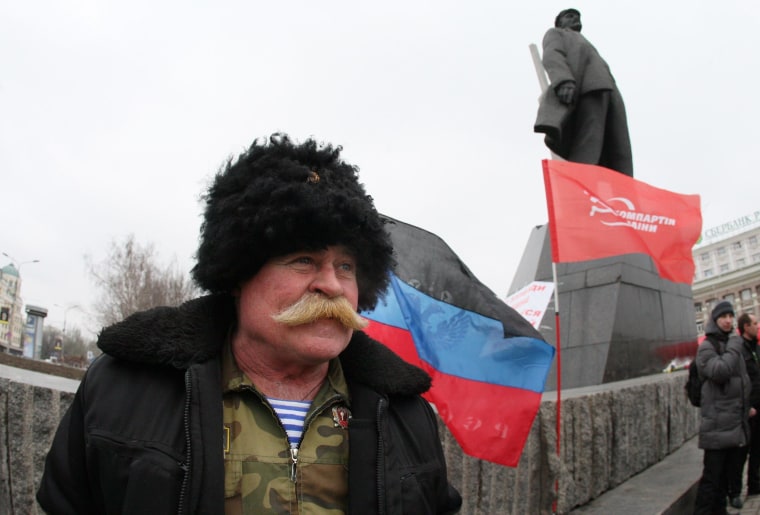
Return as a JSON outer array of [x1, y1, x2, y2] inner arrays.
[[1, 252, 40, 353], [1, 253, 40, 269], [55, 303, 81, 335], [53, 304, 81, 361]]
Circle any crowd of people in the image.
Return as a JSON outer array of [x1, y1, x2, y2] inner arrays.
[[694, 300, 760, 514]]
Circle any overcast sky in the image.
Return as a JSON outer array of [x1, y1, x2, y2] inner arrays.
[[2, 1, 757, 338]]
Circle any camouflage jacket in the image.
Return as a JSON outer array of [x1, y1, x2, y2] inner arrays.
[[221, 345, 351, 513], [38, 294, 462, 514]]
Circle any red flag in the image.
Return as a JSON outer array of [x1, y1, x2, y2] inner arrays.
[[542, 160, 702, 284]]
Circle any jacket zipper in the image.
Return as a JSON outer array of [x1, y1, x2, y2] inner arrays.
[[242, 385, 344, 485], [375, 397, 387, 515], [177, 369, 193, 515], [289, 394, 344, 483], [289, 446, 299, 483]]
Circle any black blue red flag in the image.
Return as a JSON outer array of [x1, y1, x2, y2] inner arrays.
[[362, 216, 555, 467]]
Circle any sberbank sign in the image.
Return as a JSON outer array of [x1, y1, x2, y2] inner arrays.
[[703, 211, 760, 240]]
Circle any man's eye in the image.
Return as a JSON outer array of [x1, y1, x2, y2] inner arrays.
[[291, 256, 314, 267]]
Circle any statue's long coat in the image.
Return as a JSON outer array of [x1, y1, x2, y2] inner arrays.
[[534, 27, 632, 175]]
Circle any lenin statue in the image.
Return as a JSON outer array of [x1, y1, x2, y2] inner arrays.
[[534, 8, 634, 177]]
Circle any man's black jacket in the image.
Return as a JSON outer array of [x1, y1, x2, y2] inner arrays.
[[37, 294, 462, 514]]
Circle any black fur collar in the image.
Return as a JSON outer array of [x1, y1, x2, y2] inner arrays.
[[97, 294, 431, 396]]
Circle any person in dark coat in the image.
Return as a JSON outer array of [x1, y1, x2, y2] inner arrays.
[[534, 8, 633, 176], [729, 313, 760, 501], [37, 134, 462, 514], [694, 301, 752, 515]]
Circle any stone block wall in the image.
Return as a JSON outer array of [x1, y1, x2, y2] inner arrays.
[[0, 378, 74, 514], [0, 368, 698, 514], [442, 371, 700, 514]]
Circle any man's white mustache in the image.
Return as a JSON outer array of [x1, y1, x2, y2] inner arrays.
[[272, 293, 368, 330]]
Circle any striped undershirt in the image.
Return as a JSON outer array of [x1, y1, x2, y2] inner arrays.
[[267, 397, 312, 448]]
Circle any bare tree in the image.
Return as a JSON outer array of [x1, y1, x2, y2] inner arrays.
[[41, 325, 99, 363], [87, 235, 198, 327], [40, 326, 61, 360]]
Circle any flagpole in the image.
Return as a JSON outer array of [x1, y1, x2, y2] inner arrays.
[[541, 161, 564, 512], [552, 260, 562, 510]]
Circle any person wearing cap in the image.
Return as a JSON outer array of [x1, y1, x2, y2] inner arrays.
[[694, 301, 752, 514], [533, 8, 633, 177], [36, 134, 462, 514]]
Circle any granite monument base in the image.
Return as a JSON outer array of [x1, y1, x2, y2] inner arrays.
[[510, 224, 697, 390]]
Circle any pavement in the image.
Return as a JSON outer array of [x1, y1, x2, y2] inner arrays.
[[736, 494, 760, 514], [569, 437, 760, 515], [0, 362, 80, 393]]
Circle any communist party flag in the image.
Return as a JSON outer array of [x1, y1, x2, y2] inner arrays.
[[542, 160, 702, 284]]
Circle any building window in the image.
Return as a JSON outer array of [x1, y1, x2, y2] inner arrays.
[[737, 258, 746, 268], [704, 269, 714, 278], [741, 289, 752, 301], [733, 241, 743, 251], [706, 298, 717, 310], [750, 235, 758, 246], [701, 253, 710, 262], [696, 322, 704, 334], [694, 302, 702, 314], [717, 247, 727, 257], [720, 264, 730, 273]]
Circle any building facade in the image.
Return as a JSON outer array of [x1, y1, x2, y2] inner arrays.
[[692, 213, 760, 335], [0, 264, 25, 355]]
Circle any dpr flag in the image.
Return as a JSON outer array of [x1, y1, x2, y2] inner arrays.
[[362, 217, 555, 467], [542, 160, 702, 284]]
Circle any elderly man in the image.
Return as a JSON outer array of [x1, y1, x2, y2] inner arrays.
[[37, 134, 462, 514], [534, 8, 633, 176]]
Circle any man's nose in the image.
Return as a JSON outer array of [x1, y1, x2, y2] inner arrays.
[[309, 265, 344, 298]]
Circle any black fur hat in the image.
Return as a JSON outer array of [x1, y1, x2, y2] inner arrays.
[[192, 134, 394, 311]]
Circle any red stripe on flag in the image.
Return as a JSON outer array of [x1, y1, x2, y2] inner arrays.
[[363, 320, 426, 370], [365, 319, 540, 467], [424, 368, 541, 467]]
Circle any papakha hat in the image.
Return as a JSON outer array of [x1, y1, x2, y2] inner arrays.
[[192, 134, 394, 311]]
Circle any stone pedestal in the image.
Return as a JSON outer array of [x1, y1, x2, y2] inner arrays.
[[510, 224, 697, 390]]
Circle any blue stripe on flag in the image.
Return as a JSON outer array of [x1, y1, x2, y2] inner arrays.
[[385, 274, 553, 393], [366, 285, 408, 330]]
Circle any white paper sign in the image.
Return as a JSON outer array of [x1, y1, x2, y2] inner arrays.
[[505, 281, 555, 330]]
